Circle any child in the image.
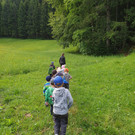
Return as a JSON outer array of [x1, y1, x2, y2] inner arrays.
[[63, 68, 72, 89], [45, 79, 55, 115], [43, 75, 51, 97], [51, 69, 57, 79], [50, 61, 55, 69], [52, 76, 73, 135], [48, 62, 55, 77], [61, 65, 66, 74], [48, 65, 54, 77]]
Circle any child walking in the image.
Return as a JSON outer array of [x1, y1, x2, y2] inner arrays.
[[45, 79, 55, 115], [63, 68, 72, 89], [43, 75, 51, 97], [52, 76, 73, 135]]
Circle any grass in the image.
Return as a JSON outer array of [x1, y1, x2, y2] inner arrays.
[[0, 38, 135, 135]]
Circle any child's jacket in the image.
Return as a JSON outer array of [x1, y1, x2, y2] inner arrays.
[[48, 66, 53, 75], [43, 82, 51, 96], [45, 87, 54, 105], [63, 73, 72, 83], [52, 87, 73, 115]]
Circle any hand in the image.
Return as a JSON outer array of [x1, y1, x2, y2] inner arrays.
[[45, 102, 49, 107]]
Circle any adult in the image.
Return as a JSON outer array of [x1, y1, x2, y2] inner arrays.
[[59, 53, 66, 66]]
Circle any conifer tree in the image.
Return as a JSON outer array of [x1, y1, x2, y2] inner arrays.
[[0, 2, 2, 37], [10, 2, 18, 37], [40, 0, 51, 39], [1, 0, 10, 37], [26, 0, 35, 38], [18, 0, 27, 38]]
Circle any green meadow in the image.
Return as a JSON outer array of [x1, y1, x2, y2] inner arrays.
[[0, 38, 135, 135]]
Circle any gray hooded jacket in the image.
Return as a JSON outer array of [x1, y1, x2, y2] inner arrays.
[[52, 87, 73, 115]]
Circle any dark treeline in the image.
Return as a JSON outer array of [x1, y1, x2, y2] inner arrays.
[[0, 0, 52, 39], [47, 0, 135, 55], [0, 0, 135, 55]]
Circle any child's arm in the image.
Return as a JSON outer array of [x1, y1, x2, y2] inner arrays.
[[45, 89, 48, 102], [67, 90, 73, 109], [45, 102, 49, 106], [69, 76, 72, 80], [45, 89, 49, 107], [43, 86, 46, 96], [69, 74, 72, 80]]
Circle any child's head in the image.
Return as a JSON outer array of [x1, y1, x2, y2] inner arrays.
[[54, 76, 63, 88], [50, 78, 55, 87], [62, 65, 65, 69], [57, 67, 61, 72], [64, 68, 69, 73], [62, 53, 64, 56], [52, 70, 57, 76], [46, 75, 51, 82], [50, 79, 54, 85], [51, 61, 54, 65]]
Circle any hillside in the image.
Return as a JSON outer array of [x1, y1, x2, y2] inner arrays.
[[0, 38, 135, 135]]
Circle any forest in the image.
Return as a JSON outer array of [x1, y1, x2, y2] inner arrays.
[[0, 0, 52, 39], [0, 0, 135, 55]]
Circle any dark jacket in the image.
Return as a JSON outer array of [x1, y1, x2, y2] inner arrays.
[[59, 56, 66, 65]]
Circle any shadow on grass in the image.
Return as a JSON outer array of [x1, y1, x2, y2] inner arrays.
[[0, 87, 6, 92], [0, 68, 37, 76], [4, 96, 14, 104]]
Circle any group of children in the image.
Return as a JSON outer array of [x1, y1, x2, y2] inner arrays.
[[43, 61, 73, 135]]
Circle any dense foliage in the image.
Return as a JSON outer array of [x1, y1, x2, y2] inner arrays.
[[0, 0, 135, 55], [0, 0, 52, 39], [47, 0, 135, 55]]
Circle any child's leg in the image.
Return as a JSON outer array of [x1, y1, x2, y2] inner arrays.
[[53, 115, 60, 135], [50, 105, 53, 115], [60, 114, 68, 135]]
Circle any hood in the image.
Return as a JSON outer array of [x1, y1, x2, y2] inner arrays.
[[54, 87, 65, 96]]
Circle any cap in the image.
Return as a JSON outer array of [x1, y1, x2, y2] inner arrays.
[[62, 65, 65, 69], [64, 68, 69, 72], [54, 76, 63, 86], [46, 75, 51, 81]]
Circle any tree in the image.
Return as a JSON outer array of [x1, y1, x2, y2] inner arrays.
[[26, 0, 34, 38], [48, 0, 135, 55], [0, 2, 2, 37], [9, 2, 18, 37], [0, 0, 52, 39], [40, 0, 52, 39], [18, 0, 27, 38], [1, 0, 10, 37]]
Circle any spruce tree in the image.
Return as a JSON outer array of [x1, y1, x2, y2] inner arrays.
[[10, 2, 18, 37], [0, 2, 2, 37], [40, 0, 51, 39], [18, 0, 27, 38], [26, 0, 34, 38], [1, 0, 10, 37]]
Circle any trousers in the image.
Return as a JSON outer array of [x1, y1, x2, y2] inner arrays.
[[53, 113, 68, 135]]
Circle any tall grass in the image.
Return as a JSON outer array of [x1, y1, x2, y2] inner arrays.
[[0, 38, 135, 135]]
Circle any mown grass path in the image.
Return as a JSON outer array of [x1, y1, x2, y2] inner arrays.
[[0, 38, 135, 135]]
